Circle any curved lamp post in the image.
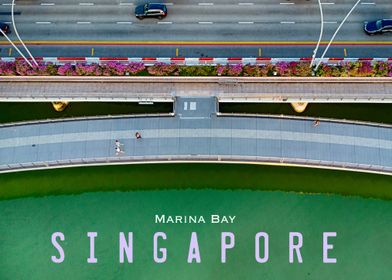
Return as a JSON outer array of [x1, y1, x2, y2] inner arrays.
[[0, 28, 33, 67], [310, 0, 324, 69], [11, 0, 38, 67], [314, 0, 362, 71]]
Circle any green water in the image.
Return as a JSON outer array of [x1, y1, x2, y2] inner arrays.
[[0, 163, 391, 200], [0, 190, 391, 279], [0, 102, 173, 124], [220, 103, 392, 124]]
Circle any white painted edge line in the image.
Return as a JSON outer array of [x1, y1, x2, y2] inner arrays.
[[198, 21, 213, 24], [360, 2, 375, 4], [323, 21, 338, 24], [165, 3, 174, 5], [280, 2, 294, 4], [238, 21, 254, 24], [79, 2, 94, 5], [36, 21, 51, 24], [198, 2, 214, 5], [238, 3, 254, 5], [119, 2, 134, 5], [40, 3, 55, 5], [116, 22, 133, 24], [321, 2, 335, 4], [77, 21, 91, 24], [2, 3, 14, 5], [280, 21, 295, 24], [157, 21, 173, 24]]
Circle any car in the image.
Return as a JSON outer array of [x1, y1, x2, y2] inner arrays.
[[364, 19, 392, 35], [0, 22, 10, 35], [135, 3, 167, 20]]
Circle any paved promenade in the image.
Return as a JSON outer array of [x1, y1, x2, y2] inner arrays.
[[1, 77, 392, 102], [0, 97, 391, 174]]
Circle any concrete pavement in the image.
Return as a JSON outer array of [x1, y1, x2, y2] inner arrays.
[[0, 97, 391, 174], [1, 77, 391, 102]]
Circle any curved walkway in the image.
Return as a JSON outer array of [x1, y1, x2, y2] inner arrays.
[[0, 97, 391, 174]]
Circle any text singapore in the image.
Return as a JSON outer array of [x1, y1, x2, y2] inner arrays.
[[51, 231, 337, 264]]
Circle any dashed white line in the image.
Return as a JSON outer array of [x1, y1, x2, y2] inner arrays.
[[40, 3, 55, 5], [360, 2, 375, 4], [79, 2, 94, 5], [119, 2, 134, 5], [323, 21, 337, 24], [198, 3, 214, 5], [1, 3, 13, 5], [238, 2, 254, 5], [36, 21, 51, 24], [280, 21, 295, 24], [77, 21, 91, 24], [157, 21, 173, 24], [238, 21, 254, 24], [321, 2, 335, 4], [165, 3, 174, 5], [116, 22, 133, 24], [280, 2, 294, 4], [198, 21, 213, 24]]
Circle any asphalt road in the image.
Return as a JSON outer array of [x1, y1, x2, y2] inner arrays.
[[0, 0, 391, 58]]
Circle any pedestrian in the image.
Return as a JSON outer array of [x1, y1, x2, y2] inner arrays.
[[135, 132, 142, 139], [115, 140, 121, 149], [313, 119, 320, 127]]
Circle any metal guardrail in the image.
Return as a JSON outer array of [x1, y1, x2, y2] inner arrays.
[[0, 155, 391, 175]]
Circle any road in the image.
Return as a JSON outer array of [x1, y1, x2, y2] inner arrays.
[[0, 97, 391, 174], [0, 0, 391, 58]]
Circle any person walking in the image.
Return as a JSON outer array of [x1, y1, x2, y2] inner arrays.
[[135, 132, 142, 139]]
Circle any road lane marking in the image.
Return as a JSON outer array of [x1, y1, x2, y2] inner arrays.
[[198, 21, 213, 24], [238, 22, 254, 24], [116, 22, 133, 24], [198, 3, 214, 5], [280, 2, 294, 4], [2, 3, 13, 5], [79, 2, 94, 5], [323, 21, 337, 24], [157, 21, 173, 24], [360, 2, 375, 4], [166, 3, 174, 5], [321, 2, 335, 4], [40, 3, 55, 5], [77, 22, 91, 24], [238, 3, 254, 5], [119, 2, 134, 5], [36, 21, 51, 24], [280, 21, 295, 24]]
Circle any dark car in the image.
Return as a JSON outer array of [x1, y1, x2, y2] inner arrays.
[[364, 19, 392, 35], [135, 3, 167, 20], [0, 22, 10, 35]]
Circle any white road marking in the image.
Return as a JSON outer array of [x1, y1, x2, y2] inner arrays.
[[238, 3, 254, 5], [2, 3, 13, 5], [323, 21, 337, 24], [79, 2, 94, 5], [116, 22, 133, 24], [280, 2, 294, 4], [165, 3, 174, 5], [157, 21, 173, 24], [36, 21, 51, 24], [40, 3, 55, 5], [321, 2, 335, 4], [360, 2, 375, 4], [77, 21, 91, 24], [238, 21, 254, 24], [119, 2, 134, 5], [198, 3, 214, 5], [281, 21, 295, 24], [198, 21, 213, 24]]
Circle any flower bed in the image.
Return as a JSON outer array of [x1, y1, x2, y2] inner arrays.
[[1, 61, 391, 77]]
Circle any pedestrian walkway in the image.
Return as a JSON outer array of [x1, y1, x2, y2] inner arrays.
[[0, 97, 391, 174]]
